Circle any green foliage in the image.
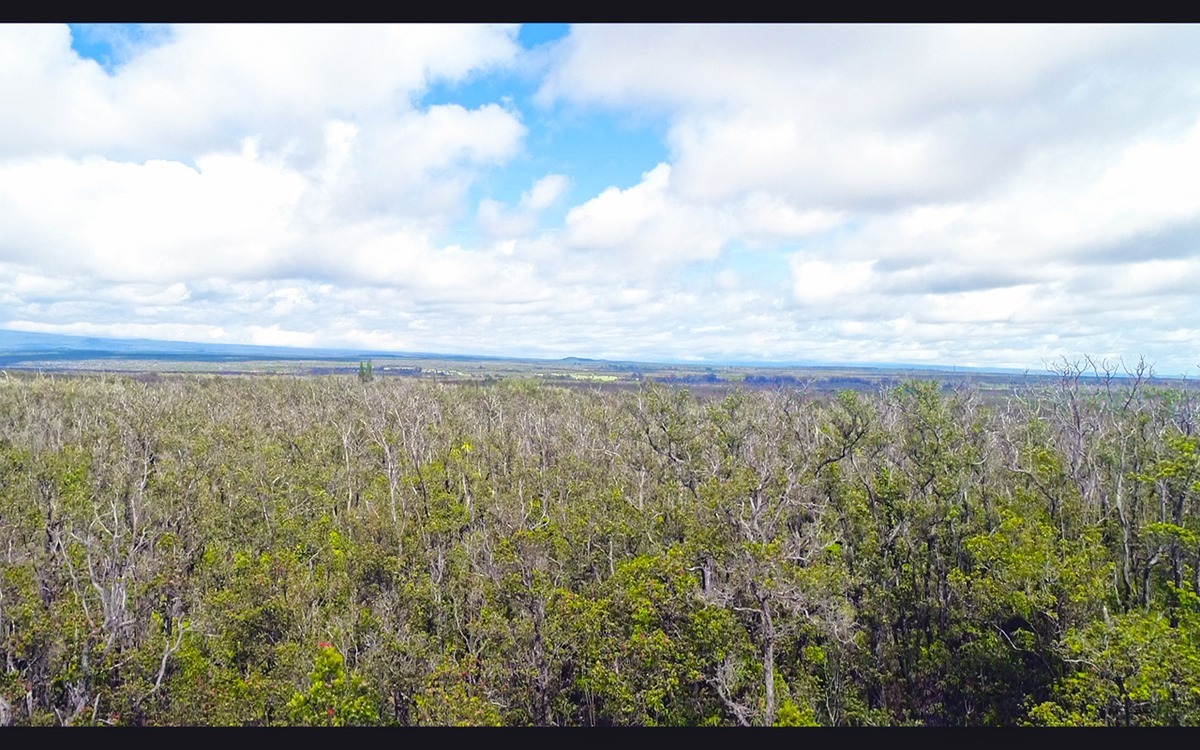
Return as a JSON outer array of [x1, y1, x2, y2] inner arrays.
[[412, 650, 504, 726], [775, 697, 819, 726], [550, 550, 743, 725], [1030, 603, 1200, 726], [287, 643, 379, 726]]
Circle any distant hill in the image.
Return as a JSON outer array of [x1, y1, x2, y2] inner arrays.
[[0, 329, 382, 366]]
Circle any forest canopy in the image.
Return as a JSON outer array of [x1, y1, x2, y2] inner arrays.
[[0, 367, 1197, 726]]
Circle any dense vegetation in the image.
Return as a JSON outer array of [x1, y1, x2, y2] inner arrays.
[[0, 365, 1198, 726]]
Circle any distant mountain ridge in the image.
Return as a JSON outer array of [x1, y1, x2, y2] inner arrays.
[[0, 328, 385, 366], [0, 327, 1120, 379]]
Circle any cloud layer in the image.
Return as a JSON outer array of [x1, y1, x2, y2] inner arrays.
[[2, 24, 1199, 374]]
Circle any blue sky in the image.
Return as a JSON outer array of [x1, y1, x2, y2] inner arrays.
[[1, 23, 1199, 374]]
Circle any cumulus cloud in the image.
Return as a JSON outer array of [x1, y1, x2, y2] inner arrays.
[[790, 259, 877, 308], [540, 24, 1191, 208], [0, 24, 530, 285], [0, 24, 522, 162], [535, 24, 1200, 371], [478, 173, 568, 238], [562, 163, 726, 268], [0, 149, 307, 281]]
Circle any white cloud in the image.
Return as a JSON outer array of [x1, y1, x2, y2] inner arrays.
[[327, 103, 526, 226], [542, 24, 1200, 212], [478, 173, 568, 239], [562, 162, 726, 266], [725, 192, 845, 242], [790, 258, 876, 307], [523, 173, 568, 211], [246, 324, 317, 348], [6, 319, 227, 342], [0, 151, 307, 281], [0, 24, 522, 161], [267, 287, 313, 316]]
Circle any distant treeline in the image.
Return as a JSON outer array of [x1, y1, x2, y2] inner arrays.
[[0, 367, 1198, 726], [740, 374, 893, 390], [654, 371, 722, 384], [308, 365, 425, 377]]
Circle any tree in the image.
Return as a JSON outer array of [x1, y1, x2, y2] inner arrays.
[[287, 641, 379, 726]]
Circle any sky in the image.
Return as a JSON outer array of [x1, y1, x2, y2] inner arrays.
[[1, 23, 1199, 375]]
